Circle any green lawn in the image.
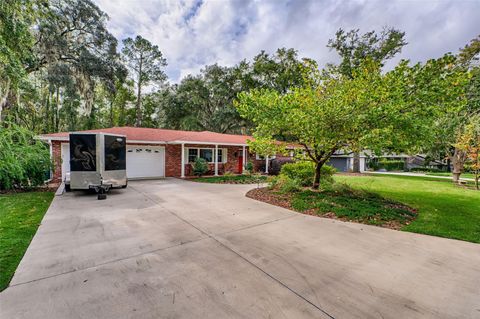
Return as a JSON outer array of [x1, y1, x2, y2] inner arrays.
[[194, 174, 267, 184], [426, 172, 476, 179], [334, 174, 480, 243], [0, 192, 54, 291]]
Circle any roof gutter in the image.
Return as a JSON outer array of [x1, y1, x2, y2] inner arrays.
[[37, 135, 250, 146], [169, 140, 249, 146]]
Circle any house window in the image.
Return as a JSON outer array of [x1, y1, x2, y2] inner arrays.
[[187, 148, 227, 163], [200, 149, 213, 162], [188, 149, 198, 163]]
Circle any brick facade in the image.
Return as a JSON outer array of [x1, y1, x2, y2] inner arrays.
[[51, 140, 64, 184], [176, 144, 252, 177], [49, 140, 263, 183]]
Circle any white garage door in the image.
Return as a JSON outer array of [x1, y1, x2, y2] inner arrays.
[[126, 145, 165, 179]]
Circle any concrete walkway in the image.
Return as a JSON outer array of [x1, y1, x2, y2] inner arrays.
[[1, 179, 479, 318]]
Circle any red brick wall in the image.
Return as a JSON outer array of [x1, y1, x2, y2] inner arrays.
[[165, 144, 181, 177], [179, 144, 248, 176], [51, 141, 64, 183]]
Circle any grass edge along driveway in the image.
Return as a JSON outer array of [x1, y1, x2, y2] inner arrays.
[[0, 191, 54, 291], [335, 174, 480, 243]]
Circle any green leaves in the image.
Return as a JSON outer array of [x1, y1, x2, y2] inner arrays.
[[0, 123, 50, 190], [236, 53, 472, 175], [327, 27, 407, 78], [121, 35, 167, 85], [121, 35, 167, 126]]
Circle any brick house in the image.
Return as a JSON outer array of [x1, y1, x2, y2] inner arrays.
[[39, 126, 268, 184]]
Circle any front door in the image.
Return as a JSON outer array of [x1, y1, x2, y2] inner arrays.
[[237, 156, 243, 173]]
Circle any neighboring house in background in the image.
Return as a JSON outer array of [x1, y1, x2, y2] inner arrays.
[[327, 151, 368, 172], [365, 153, 446, 171], [326, 152, 443, 172], [40, 126, 434, 183], [40, 127, 265, 184], [405, 155, 446, 170]]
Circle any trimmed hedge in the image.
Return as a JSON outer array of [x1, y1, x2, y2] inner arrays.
[[369, 159, 405, 171], [410, 167, 444, 173]]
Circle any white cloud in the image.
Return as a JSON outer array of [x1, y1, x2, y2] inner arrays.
[[94, 0, 480, 83]]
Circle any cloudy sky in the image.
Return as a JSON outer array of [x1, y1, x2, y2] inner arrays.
[[93, 0, 479, 83]]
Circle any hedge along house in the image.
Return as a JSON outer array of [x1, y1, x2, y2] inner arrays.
[[40, 127, 265, 184]]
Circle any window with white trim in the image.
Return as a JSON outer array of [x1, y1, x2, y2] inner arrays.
[[187, 148, 227, 163], [188, 149, 198, 163], [200, 149, 213, 162]]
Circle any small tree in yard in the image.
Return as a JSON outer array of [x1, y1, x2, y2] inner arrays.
[[456, 116, 480, 189], [236, 57, 462, 189], [192, 158, 209, 177], [238, 60, 412, 189], [327, 27, 407, 172]]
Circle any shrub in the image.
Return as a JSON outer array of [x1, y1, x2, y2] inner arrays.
[[192, 158, 209, 176], [268, 175, 302, 193], [244, 161, 254, 174], [280, 161, 335, 186], [377, 159, 405, 171], [0, 124, 51, 190], [367, 160, 380, 171], [223, 171, 235, 177], [409, 167, 443, 173], [269, 158, 294, 175]]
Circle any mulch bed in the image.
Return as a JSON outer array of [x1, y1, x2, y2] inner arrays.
[[189, 175, 268, 185], [246, 187, 294, 209], [246, 187, 344, 219], [246, 187, 415, 231]]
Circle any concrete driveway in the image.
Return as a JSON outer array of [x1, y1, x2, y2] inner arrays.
[[1, 179, 479, 318]]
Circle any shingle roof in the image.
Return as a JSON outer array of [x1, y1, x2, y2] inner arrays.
[[40, 126, 252, 145]]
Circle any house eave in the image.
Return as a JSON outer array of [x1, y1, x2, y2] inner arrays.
[[170, 140, 249, 146]]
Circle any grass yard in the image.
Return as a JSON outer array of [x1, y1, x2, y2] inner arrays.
[[335, 174, 480, 243], [0, 192, 54, 291], [194, 174, 267, 184], [426, 172, 476, 179]]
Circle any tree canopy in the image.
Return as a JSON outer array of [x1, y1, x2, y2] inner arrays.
[[122, 35, 167, 127], [0, 1, 478, 185], [236, 54, 470, 188]]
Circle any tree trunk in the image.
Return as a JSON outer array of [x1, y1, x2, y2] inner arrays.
[[352, 152, 361, 173], [45, 91, 50, 132], [109, 98, 114, 127], [135, 55, 143, 127], [451, 148, 467, 183], [0, 78, 11, 122], [135, 81, 142, 127], [55, 86, 60, 131], [312, 161, 322, 189]]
